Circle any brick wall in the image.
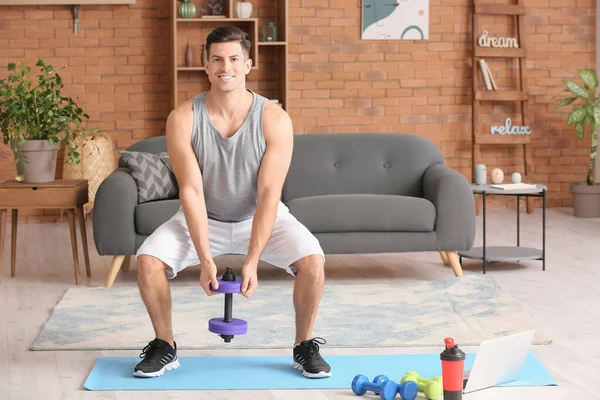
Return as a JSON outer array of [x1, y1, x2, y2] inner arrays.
[[0, 0, 595, 222]]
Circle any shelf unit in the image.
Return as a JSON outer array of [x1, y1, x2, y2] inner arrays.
[[170, 0, 288, 111], [0, 0, 136, 36], [0, 0, 135, 4], [471, 0, 534, 213]]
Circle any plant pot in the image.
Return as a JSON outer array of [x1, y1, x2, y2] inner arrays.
[[10, 139, 59, 183], [570, 182, 600, 218]]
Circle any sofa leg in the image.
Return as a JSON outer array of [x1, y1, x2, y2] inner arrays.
[[439, 251, 450, 266], [121, 255, 131, 272], [446, 252, 464, 277], [105, 255, 126, 288]]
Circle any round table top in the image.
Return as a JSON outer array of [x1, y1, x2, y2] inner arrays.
[[458, 246, 543, 261], [470, 183, 547, 195]]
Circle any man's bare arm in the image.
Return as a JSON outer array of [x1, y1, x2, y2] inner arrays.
[[240, 104, 293, 297], [247, 105, 294, 264], [165, 105, 219, 293]]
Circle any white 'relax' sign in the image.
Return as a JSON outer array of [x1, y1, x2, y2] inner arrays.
[[490, 118, 531, 135], [478, 31, 519, 48]]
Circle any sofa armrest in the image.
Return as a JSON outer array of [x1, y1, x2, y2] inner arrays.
[[423, 164, 475, 250], [93, 168, 138, 256]]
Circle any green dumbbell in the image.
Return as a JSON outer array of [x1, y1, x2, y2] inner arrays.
[[400, 371, 443, 400]]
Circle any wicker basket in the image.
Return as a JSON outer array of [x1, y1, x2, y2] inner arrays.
[[62, 133, 116, 215]]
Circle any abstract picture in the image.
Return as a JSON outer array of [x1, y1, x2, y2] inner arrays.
[[362, 0, 429, 40]]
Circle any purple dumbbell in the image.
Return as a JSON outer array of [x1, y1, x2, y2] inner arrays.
[[208, 267, 248, 342]]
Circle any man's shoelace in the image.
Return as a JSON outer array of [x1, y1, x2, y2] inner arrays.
[[139, 340, 164, 359], [304, 337, 327, 358]]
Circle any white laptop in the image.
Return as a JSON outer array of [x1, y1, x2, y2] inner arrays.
[[463, 330, 535, 393]]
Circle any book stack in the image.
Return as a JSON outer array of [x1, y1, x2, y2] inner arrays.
[[490, 183, 537, 190]]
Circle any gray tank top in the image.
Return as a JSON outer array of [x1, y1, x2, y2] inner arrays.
[[191, 90, 284, 222]]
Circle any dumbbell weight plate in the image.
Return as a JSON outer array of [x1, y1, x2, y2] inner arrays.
[[209, 317, 248, 335], [398, 381, 419, 400], [210, 277, 243, 293]]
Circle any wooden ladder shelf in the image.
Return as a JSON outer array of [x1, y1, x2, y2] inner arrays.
[[472, 0, 534, 213]]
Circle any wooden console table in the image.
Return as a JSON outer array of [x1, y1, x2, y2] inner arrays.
[[0, 179, 91, 285]]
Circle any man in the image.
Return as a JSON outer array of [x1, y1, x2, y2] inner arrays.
[[132, 26, 331, 379]]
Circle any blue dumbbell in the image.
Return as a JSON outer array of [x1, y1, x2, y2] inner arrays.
[[352, 374, 398, 400], [370, 375, 390, 395], [397, 380, 419, 400]]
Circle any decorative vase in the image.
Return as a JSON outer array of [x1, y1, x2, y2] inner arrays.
[[201, 44, 206, 65], [185, 42, 193, 67], [178, 0, 196, 18], [490, 168, 504, 184], [474, 164, 486, 185], [10, 139, 58, 183], [235, 1, 252, 18]]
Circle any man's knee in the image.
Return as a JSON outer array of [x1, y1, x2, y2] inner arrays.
[[137, 254, 168, 277], [293, 254, 325, 278]]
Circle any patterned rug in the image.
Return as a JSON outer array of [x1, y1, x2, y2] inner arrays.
[[31, 275, 551, 351]]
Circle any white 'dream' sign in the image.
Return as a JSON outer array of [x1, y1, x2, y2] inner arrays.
[[490, 118, 531, 135], [478, 31, 519, 48]]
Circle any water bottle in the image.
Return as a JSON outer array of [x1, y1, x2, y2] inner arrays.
[[440, 337, 465, 400]]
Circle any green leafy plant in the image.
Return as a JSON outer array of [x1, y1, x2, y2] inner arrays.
[[0, 59, 99, 172], [555, 68, 598, 185]]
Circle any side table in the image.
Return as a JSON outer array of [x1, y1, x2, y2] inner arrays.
[[458, 183, 546, 273], [0, 179, 91, 285]]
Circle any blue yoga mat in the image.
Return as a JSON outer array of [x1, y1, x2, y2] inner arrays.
[[84, 352, 557, 391]]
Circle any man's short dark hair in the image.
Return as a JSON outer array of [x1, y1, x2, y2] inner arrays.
[[206, 26, 251, 60]]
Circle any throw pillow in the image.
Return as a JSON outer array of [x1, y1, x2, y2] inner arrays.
[[120, 151, 178, 203]]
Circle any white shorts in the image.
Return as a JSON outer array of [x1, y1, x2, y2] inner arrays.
[[135, 206, 325, 279]]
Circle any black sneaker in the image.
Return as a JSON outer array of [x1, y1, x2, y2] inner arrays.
[[133, 339, 180, 378], [292, 337, 332, 378]]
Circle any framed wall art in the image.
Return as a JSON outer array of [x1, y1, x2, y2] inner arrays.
[[361, 0, 429, 40]]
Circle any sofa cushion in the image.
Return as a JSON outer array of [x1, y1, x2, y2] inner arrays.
[[135, 199, 181, 235], [282, 133, 444, 203], [120, 151, 178, 203], [286, 194, 436, 233]]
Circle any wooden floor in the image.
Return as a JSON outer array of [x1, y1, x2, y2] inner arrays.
[[0, 207, 599, 400]]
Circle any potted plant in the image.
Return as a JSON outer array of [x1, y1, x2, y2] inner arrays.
[[0, 59, 99, 183], [555, 68, 600, 217]]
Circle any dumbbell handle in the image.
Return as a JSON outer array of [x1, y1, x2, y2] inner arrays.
[[419, 376, 442, 383], [365, 381, 398, 400], [403, 372, 442, 383], [224, 293, 232, 322], [222, 267, 235, 322], [363, 381, 388, 391], [416, 380, 440, 392]]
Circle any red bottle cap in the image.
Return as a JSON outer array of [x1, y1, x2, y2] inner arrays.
[[440, 337, 466, 361], [444, 337, 457, 348]]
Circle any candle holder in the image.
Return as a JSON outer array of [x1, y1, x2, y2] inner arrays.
[[262, 22, 277, 42]]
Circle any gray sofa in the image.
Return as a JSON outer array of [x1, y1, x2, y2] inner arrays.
[[94, 133, 475, 287]]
